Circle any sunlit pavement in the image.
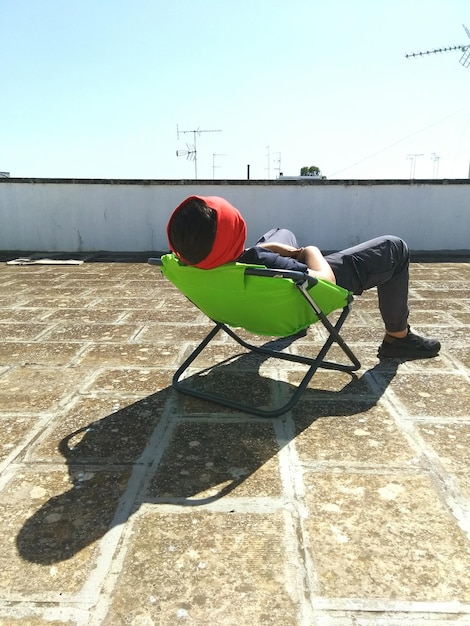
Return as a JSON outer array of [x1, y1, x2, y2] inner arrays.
[[0, 254, 469, 626]]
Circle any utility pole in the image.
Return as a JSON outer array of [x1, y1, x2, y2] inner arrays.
[[176, 125, 222, 179], [406, 153, 424, 179]]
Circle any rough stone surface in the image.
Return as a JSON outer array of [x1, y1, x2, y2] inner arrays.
[[0, 257, 469, 625]]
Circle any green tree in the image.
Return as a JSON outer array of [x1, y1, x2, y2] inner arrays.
[[300, 165, 322, 177]]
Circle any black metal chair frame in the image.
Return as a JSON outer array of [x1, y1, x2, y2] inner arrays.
[[149, 258, 361, 418]]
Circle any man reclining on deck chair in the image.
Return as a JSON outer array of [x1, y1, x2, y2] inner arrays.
[[166, 195, 440, 360]]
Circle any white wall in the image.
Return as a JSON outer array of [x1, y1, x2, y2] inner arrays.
[[0, 179, 469, 252]]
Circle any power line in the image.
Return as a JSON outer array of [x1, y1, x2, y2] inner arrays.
[[331, 104, 470, 177]]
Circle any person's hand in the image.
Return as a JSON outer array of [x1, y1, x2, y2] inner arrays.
[[290, 247, 304, 259]]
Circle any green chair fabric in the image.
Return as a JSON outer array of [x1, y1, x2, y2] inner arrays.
[[160, 253, 352, 337], [150, 253, 360, 417]]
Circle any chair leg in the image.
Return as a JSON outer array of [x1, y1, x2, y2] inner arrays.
[[171, 313, 360, 418]]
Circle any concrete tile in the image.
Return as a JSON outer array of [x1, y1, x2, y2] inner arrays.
[[409, 265, 461, 279], [421, 326, 468, 343], [83, 367, 172, 396], [0, 618, 76, 626], [411, 288, 470, 299], [448, 310, 470, 325], [90, 296, 165, 309], [28, 393, 167, 463], [0, 323, 50, 341], [0, 296, 30, 307], [0, 367, 88, 412], [398, 310, 450, 325], [230, 325, 329, 345], [0, 259, 469, 624], [0, 467, 130, 596], [350, 296, 381, 312], [0, 342, 81, 366], [149, 421, 281, 500], [41, 308, 125, 322], [409, 296, 467, 312], [122, 308, 201, 323], [19, 295, 96, 309], [103, 509, 299, 626], [293, 342, 371, 370], [0, 309, 52, 322], [303, 471, 470, 601], [334, 324, 384, 342], [93, 284, 162, 298], [392, 373, 470, 417], [306, 610, 470, 624], [286, 368, 376, 395], [180, 341, 277, 370], [0, 415, 36, 464], [293, 404, 417, 465], [451, 347, 470, 369], [417, 422, 470, 472], [417, 422, 470, 501], [78, 343, 181, 367], [177, 370, 274, 415], [40, 322, 138, 342], [136, 322, 212, 343], [420, 280, 470, 291], [385, 353, 449, 371], [452, 472, 470, 502]]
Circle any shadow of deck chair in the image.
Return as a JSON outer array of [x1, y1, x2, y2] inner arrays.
[[149, 253, 360, 418]]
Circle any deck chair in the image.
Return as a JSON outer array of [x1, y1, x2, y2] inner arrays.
[[149, 253, 360, 417]]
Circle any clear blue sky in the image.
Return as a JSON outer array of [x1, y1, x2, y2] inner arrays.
[[1, 0, 469, 180]]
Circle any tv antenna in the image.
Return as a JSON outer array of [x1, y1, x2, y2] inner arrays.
[[406, 153, 424, 179], [265, 145, 271, 178], [431, 153, 441, 179], [273, 152, 282, 177], [212, 153, 227, 179], [176, 125, 222, 179], [405, 24, 470, 68]]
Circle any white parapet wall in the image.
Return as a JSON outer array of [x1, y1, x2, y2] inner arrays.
[[0, 178, 469, 253]]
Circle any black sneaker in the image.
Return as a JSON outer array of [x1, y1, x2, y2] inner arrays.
[[378, 328, 440, 360]]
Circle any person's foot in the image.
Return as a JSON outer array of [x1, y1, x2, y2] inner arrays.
[[378, 328, 440, 360]]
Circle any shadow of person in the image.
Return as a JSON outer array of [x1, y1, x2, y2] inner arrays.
[[16, 336, 399, 565], [148, 343, 400, 505], [15, 388, 174, 565]]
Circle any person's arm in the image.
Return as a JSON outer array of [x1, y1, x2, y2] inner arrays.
[[258, 242, 302, 257], [298, 246, 336, 283], [259, 242, 336, 283]]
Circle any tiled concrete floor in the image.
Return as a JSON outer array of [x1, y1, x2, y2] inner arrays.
[[0, 256, 469, 626]]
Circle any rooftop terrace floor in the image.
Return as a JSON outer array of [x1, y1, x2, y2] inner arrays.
[[0, 256, 469, 625]]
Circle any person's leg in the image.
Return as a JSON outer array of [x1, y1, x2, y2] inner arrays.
[[325, 236, 409, 332], [325, 236, 440, 358], [256, 228, 299, 248]]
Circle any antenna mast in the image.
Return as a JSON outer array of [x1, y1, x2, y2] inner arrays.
[[176, 125, 222, 179], [265, 145, 271, 178], [273, 152, 282, 178], [406, 153, 424, 179], [212, 153, 227, 179], [405, 24, 470, 68]]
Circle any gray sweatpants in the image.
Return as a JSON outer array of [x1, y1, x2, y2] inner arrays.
[[257, 229, 410, 332]]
